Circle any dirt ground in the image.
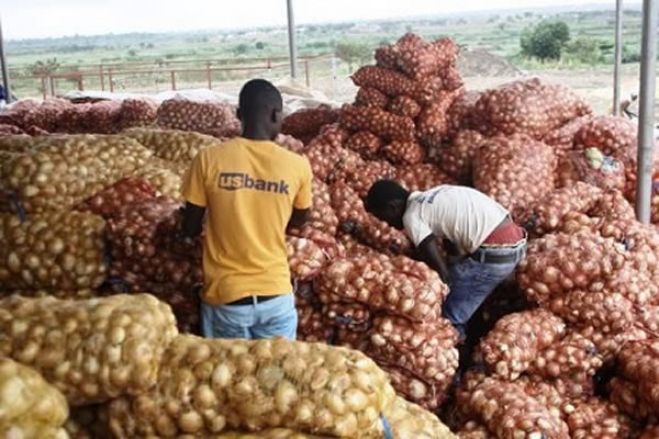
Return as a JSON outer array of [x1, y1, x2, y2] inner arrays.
[[310, 59, 654, 117]]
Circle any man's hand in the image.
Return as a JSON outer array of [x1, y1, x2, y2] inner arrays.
[[418, 234, 451, 284], [180, 202, 206, 238], [287, 208, 310, 229]]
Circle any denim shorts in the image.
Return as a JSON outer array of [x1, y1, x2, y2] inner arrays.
[[201, 294, 297, 340]]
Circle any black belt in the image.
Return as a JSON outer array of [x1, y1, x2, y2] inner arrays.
[[470, 242, 527, 264], [225, 295, 281, 306]]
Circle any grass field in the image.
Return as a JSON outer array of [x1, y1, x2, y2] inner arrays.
[[3, 6, 652, 104]]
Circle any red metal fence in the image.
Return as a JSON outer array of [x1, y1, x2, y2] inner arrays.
[[10, 54, 336, 99]]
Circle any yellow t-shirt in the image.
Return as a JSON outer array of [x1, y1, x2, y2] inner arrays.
[[181, 137, 313, 305]]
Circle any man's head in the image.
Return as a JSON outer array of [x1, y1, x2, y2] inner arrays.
[[365, 180, 410, 229], [237, 79, 283, 140]]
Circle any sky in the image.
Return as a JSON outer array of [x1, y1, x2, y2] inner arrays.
[[0, 0, 635, 40]]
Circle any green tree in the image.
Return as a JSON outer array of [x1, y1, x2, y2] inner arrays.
[[563, 37, 602, 65], [28, 58, 60, 76], [127, 49, 137, 57], [255, 41, 266, 50], [622, 45, 641, 64], [335, 42, 372, 72], [233, 43, 249, 55], [521, 20, 570, 61]]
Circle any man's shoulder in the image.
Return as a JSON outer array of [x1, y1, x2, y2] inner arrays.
[[271, 144, 311, 170]]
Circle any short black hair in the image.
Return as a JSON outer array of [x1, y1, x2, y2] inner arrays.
[[366, 180, 409, 212], [238, 79, 283, 119]]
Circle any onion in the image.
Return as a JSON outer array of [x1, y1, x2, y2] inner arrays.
[[0, 211, 107, 290], [317, 253, 448, 323], [107, 335, 396, 438], [0, 358, 69, 438], [0, 294, 177, 406], [123, 127, 222, 164], [329, 181, 411, 255], [155, 98, 240, 138], [281, 105, 338, 144], [473, 134, 557, 221], [474, 78, 592, 139], [1, 134, 152, 213], [77, 177, 156, 219], [475, 309, 566, 380]]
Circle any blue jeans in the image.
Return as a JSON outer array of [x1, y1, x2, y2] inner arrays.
[[443, 245, 526, 339], [201, 294, 297, 340]]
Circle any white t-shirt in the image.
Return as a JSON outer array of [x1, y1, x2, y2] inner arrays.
[[402, 185, 509, 255]]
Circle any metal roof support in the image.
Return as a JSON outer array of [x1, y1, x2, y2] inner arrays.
[[287, 0, 298, 79], [0, 16, 13, 103], [613, 0, 623, 115], [635, 0, 658, 223]]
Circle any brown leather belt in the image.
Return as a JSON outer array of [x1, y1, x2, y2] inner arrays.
[[225, 295, 281, 306]]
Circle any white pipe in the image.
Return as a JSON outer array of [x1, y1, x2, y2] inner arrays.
[[635, 0, 658, 223], [613, 0, 623, 115]]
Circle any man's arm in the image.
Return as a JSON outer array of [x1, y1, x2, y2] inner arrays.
[[288, 208, 310, 229], [181, 202, 206, 239], [417, 234, 451, 284], [289, 157, 313, 230]]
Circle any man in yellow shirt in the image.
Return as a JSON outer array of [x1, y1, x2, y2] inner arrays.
[[180, 79, 312, 339]]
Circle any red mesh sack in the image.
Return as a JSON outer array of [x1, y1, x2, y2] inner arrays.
[[436, 129, 485, 182], [316, 254, 448, 322], [526, 182, 603, 236], [286, 236, 331, 281], [288, 179, 338, 237], [388, 33, 458, 80], [78, 177, 156, 219], [281, 105, 338, 143], [542, 115, 593, 151], [355, 87, 390, 109], [382, 365, 447, 411], [117, 98, 158, 129], [416, 89, 462, 148], [0, 124, 24, 135], [367, 316, 458, 408], [456, 375, 570, 438], [615, 340, 659, 415], [87, 101, 122, 134], [303, 124, 361, 182], [608, 377, 653, 421], [565, 398, 633, 439], [473, 134, 557, 220], [351, 66, 418, 98], [518, 230, 627, 305], [344, 130, 383, 159], [447, 91, 482, 136], [339, 104, 415, 141], [395, 164, 455, 192], [529, 332, 603, 380], [381, 140, 425, 165], [387, 96, 421, 119], [442, 66, 464, 91], [321, 302, 371, 332], [351, 65, 443, 104], [574, 115, 637, 160], [295, 292, 333, 343], [474, 78, 591, 139], [156, 98, 240, 138], [549, 291, 634, 335], [343, 159, 396, 198], [273, 133, 305, 154], [106, 197, 202, 291], [475, 308, 566, 380]]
